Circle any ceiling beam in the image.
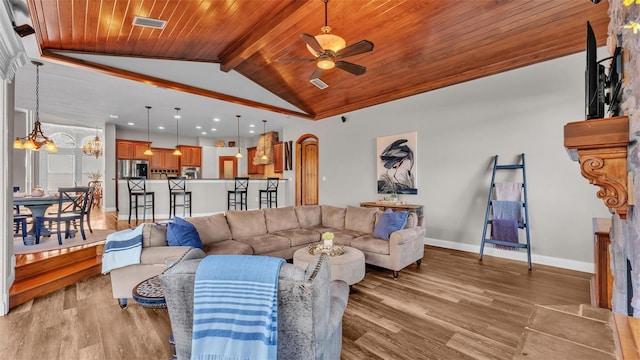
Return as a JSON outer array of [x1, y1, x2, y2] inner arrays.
[[40, 50, 315, 120], [218, 0, 316, 73]]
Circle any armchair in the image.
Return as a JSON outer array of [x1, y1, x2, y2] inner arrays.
[[159, 253, 349, 360]]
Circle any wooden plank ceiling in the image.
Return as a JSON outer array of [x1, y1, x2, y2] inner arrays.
[[27, 0, 610, 120]]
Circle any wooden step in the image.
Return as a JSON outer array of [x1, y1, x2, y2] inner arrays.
[[9, 243, 104, 309], [613, 312, 640, 360], [14, 243, 103, 282]]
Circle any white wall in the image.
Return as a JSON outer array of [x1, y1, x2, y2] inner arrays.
[[283, 51, 611, 270]]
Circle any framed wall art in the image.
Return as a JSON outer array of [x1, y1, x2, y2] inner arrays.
[[376, 132, 418, 195]]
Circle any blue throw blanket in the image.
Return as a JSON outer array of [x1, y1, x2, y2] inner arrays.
[[101, 224, 144, 274], [191, 255, 284, 360], [492, 200, 523, 221]]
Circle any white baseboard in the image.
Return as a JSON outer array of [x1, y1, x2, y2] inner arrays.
[[424, 237, 595, 274]]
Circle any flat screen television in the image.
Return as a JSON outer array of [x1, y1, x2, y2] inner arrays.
[[585, 21, 623, 119], [586, 21, 605, 119]]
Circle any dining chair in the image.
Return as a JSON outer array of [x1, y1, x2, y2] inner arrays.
[[259, 177, 279, 209], [35, 187, 91, 245], [168, 177, 192, 218], [127, 177, 155, 224], [227, 177, 249, 210], [13, 205, 28, 241]]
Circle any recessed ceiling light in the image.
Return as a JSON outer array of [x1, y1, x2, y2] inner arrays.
[[110, 114, 119, 119], [249, 130, 255, 134], [201, 131, 207, 135], [158, 126, 165, 130], [196, 126, 202, 129], [249, 124, 255, 128], [211, 128, 217, 131], [213, 118, 220, 122], [127, 122, 134, 126]]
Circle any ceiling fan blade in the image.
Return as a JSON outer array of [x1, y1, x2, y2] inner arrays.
[[301, 33, 324, 56], [336, 40, 374, 58], [335, 61, 366, 76], [276, 58, 316, 63], [309, 67, 323, 80]]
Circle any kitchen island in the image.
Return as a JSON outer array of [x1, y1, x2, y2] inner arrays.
[[116, 178, 288, 221]]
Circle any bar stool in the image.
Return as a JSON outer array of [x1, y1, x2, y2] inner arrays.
[[227, 177, 249, 210], [259, 177, 279, 209], [168, 177, 192, 218], [127, 177, 155, 224]]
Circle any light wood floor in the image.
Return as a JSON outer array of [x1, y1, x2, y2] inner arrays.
[[1, 210, 594, 360]]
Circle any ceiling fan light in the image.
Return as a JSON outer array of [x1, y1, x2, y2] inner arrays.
[[317, 59, 335, 70], [306, 31, 346, 55]]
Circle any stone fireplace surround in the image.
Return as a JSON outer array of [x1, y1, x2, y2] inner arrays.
[[606, 1, 640, 316]]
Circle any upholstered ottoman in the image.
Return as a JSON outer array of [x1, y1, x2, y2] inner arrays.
[[293, 246, 365, 285]]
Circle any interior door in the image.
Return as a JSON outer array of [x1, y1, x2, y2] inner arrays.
[[219, 156, 237, 179], [296, 135, 318, 205]]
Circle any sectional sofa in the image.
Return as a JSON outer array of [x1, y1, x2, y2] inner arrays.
[[108, 204, 425, 306]]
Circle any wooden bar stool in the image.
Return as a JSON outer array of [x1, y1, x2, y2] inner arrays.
[[259, 177, 279, 209], [227, 177, 249, 210], [168, 177, 192, 218], [127, 177, 155, 224]]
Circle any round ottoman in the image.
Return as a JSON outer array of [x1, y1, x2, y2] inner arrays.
[[293, 246, 365, 285]]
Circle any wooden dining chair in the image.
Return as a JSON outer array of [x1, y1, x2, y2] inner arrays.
[[35, 187, 91, 245]]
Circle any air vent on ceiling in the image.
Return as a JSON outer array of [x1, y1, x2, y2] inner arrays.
[[132, 16, 167, 29], [310, 77, 328, 90]]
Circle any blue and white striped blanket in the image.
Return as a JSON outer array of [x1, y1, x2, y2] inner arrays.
[[191, 255, 284, 360], [101, 224, 144, 274]]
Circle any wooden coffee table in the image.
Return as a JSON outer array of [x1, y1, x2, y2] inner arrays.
[[293, 245, 365, 285]]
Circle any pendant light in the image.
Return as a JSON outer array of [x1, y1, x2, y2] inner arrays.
[[235, 115, 243, 158], [173, 107, 182, 156], [261, 119, 268, 161], [13, 61, 58, 152], [143, 106, 153, 156]]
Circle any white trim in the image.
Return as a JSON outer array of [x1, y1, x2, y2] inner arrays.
[[424, 237, 595, 274]]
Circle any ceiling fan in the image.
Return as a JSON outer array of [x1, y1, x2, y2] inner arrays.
[[278, 0, 374, 88]]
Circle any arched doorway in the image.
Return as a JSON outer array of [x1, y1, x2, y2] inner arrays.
[[295, 134, 318, 205]]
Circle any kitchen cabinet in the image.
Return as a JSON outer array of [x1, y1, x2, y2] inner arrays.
[[116, 139, 151, 159], [150, 148, 180, 171], [247, 147, 264, 174], [178, 145, 202, 167], [273, 142, 284, 173]]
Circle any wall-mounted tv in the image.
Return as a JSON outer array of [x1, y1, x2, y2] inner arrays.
[[585, 21, 623, 120]]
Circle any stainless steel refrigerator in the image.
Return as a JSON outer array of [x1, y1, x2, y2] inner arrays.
[[117, 159, 149, 178]]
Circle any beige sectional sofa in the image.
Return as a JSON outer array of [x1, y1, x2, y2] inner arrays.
[[108, 204, 425, 307]]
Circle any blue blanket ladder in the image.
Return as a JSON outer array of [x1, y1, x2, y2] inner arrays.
[[479, 154, 532, 270]]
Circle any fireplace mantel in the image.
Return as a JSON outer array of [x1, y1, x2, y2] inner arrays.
[[564, 116, 630, 219]]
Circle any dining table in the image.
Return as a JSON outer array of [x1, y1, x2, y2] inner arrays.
[[13, 194, 62, 235]]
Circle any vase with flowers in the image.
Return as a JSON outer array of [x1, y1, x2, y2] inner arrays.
[[322, 232, 334, 250]]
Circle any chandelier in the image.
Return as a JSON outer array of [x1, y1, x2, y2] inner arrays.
[[82, 127, 103, 158], [13, 61, 58, 152]]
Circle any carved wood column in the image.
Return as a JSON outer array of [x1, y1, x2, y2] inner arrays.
[[564, 116, 629, 219]]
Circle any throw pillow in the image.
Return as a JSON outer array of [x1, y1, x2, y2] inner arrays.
[[167, 217, 203, 249], [373, 209, 409, 240]]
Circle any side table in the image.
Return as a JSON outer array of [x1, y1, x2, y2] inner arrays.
[[132, 275, 176, 360], [293, 246, 365, 285]]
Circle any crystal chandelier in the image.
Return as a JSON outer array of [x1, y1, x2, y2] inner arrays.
[[82, 127, 103, 158], [13, 61, 58, 152]]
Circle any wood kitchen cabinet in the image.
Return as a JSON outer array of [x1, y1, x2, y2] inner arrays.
[[273, 142, 283, 173], [116, 139, 151, 159], [150, 148, 180, 171], [178, 145, 202, 167], [247, 147, 264, 174]]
